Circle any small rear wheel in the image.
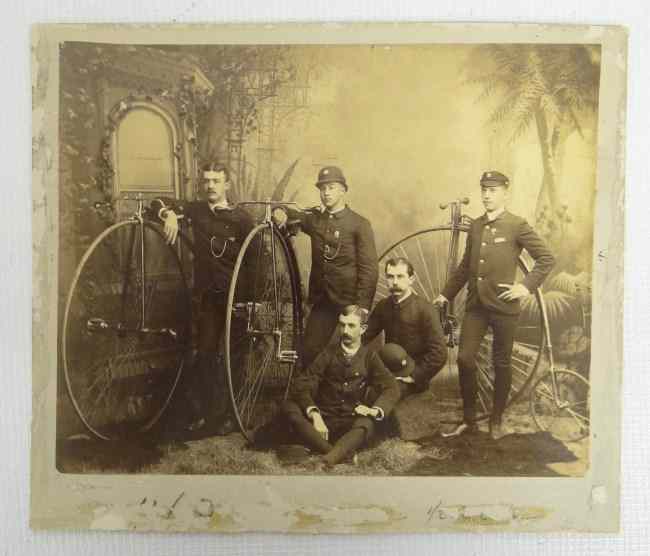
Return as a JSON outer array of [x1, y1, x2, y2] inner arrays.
[[530, 368, 590, 442]]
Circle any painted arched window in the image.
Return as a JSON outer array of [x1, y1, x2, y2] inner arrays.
[[115, 106, 177, 195]]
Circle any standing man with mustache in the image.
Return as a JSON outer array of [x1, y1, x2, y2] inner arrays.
[[364, 257, 447, 398], [273, 166, 379, 369], [434, 171, 555, 440], [151, 162, 254, 434]]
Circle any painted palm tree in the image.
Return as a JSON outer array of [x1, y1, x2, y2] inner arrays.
[[466, 45, 600, 219]]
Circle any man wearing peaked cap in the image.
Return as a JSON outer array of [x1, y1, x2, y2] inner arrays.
[[273, 165, 378, 369], [480, 170, 509, 187], [435, 170, 555, 440]]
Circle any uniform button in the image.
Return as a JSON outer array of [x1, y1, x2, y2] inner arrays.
[[478, 277, 483, 281], [481, 242, 487, 246]]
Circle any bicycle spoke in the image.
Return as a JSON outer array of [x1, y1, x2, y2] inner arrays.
[[476, 382, 490, 413], [240, 347, 273, 427], [516, 341, 543, 350], [225, 225, 299, 439], [415, 236, 435, 300], [246, 350, 274, 426], [476, 364, 494, 411], [535, 382, 555, 403]]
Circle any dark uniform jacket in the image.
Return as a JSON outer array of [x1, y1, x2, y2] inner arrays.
[[286, 206, 378, 309], [441, 210, 555, 315], [151, 198, 255, 293], [290, 342, 400, 419], [364, 293, 447, 376]]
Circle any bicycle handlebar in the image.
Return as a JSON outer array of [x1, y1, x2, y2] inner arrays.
[[236, 201, 315, 212], [439, 197, 470, 210]]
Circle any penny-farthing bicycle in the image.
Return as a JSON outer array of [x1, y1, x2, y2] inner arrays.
[[62, 197, 303, 442], [375, 198, 589, 441]]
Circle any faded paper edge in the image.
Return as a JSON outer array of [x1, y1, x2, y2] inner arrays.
[[30, 22, 627, 534]]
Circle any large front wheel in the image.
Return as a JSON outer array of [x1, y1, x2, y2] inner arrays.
[[376, 225, 548, 417], [61, 220, 193, 440], [225, 224, 302, 442]]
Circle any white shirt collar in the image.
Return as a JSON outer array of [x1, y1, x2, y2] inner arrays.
[[394, 289, 414, 304], [319, 204, 347, 215], [209, 201, 230, 211], [486, 207, 506, 222], [340, 341, 361, 357]]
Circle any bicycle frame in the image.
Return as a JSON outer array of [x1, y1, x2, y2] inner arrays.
[[85, 193, 190, 342], [233, 200, 302, 365], [440, 198, 471, 338]]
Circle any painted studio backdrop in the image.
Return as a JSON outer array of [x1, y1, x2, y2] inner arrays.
[[56, 42, 599, 476]]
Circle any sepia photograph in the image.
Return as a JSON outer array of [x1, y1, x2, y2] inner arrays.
[[31, 22, 626, 533]]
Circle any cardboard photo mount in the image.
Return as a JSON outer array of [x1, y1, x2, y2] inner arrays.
[[31, 22, 626, 533]]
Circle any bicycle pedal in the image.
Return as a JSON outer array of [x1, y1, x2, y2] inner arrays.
[[86, 318, 109, 332], [278, 350, 298, 363], [232, 302, 262, 318]]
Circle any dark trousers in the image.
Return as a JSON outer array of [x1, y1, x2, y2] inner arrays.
[[456, 306, 519, 423], [412, 359, 446, 393], [188, 290, 230, 421], [281, 400, 375, 465], [302, 298, 341, 369]]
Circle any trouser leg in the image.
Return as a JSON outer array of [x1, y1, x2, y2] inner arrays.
[[411, 360, 445, 393], [302, 299, 341, 369], [280, 400, 333, 454], [456, 309, 490, 424], [192, 291, 227, 420], [488, 312, 519, 420], [323, 417, 375, 465]]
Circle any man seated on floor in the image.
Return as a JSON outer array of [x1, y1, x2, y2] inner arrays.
[[365, 257, 447, 398], [280, 305, 400, 466]]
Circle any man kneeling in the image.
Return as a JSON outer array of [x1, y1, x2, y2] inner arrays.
[[281, 305, 400, 466]]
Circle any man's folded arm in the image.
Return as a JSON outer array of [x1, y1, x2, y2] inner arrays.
[[150, 197, 188, 221]]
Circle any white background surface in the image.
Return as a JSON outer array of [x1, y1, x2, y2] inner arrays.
[[2, 0, 647, 554]]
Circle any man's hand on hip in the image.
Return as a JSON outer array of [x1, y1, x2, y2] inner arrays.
[[497, 283, 530, 301]]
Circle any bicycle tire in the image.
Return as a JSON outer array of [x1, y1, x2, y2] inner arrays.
[[61, 219, 193, 440], [529, 368, 590, 442], [376, 225, 548, 417], [224, 223, 303, 442]]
